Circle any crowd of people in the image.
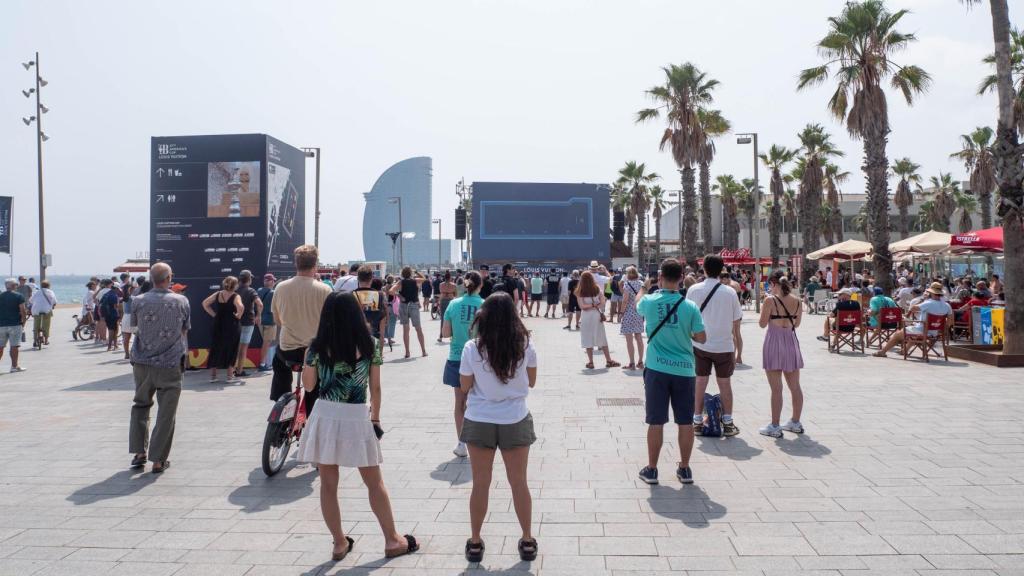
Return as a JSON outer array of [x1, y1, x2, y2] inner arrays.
[[107, 244, 1009, 565]]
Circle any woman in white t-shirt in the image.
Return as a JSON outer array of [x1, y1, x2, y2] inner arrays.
[[458, 292, 537, 564]]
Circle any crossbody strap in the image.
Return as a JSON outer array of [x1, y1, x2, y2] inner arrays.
[[648, 295, 685, 342], [699, 282, 724, 313]]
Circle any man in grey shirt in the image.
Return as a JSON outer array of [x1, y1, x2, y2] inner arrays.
[[129, 262, 190, 473]]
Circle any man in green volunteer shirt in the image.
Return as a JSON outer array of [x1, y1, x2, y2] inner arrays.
[[635, 259, 706, 485], [441, 271, 485, 458]]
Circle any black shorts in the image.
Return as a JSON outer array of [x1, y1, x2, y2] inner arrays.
[[694, 348, 736, 378], [546, 293, 559, 305], [568, 295, 580, 312], [530, 293, 543, 301], [644, 368, 695, 425]]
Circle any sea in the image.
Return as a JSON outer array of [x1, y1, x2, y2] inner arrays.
[[27, 275, 96, 306]]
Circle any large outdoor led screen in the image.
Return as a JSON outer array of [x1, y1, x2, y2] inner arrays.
[[471, 182, 609, 264]]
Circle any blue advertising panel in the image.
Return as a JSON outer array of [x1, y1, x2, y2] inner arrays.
[[471, 182, 609, 265], [150, 134, 304, 353]]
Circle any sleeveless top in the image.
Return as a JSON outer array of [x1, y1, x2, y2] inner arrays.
[[399, 278, 419, 303]]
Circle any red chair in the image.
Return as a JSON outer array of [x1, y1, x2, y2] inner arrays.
[[902, 314, 949, 362], [867, 307, 903, 349], [829, 309, 865, 353]]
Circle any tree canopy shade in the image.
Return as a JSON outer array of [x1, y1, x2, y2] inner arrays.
[[798, 0, 930, 294]]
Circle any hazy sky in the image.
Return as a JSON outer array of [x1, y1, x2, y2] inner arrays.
[[1, 0, 1012, 274]]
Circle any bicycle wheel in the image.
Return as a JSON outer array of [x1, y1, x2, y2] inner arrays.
[[261, 421, 292, 477]]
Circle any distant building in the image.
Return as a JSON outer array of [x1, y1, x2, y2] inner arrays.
[[362, 157, 452, 269]]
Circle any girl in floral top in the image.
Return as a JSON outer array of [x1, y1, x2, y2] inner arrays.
[[297, 292, 418, 562]]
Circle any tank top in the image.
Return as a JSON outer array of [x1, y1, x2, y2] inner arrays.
[[399, 278, 419, 303]]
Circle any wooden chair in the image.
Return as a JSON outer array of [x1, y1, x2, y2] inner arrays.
[[901, 314, 949, 362], [950, 305, 973, 342], [829, 309, 865, 353], [866, 307, 903, 349]]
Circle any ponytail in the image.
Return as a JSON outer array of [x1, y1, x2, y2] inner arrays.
[[464, 271, 482, 294], [771, 270, 791, 296]]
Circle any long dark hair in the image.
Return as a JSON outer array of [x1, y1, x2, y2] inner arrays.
[[471, 292, 529, 383], [770, 270, 792, 296], [309, 292, 375, 368]]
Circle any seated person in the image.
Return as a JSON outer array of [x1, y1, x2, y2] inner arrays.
[[895, 277, 914, 310], [873, 282, 954, 357], [817, 288, 861, 342], [952, 278, 973, 303], [867, 287, 898, 328]]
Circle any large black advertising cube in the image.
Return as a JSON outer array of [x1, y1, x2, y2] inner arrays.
[[150, 134, 305, 366]]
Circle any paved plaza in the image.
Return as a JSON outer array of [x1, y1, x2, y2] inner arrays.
[[1, 307, 1023, 576]]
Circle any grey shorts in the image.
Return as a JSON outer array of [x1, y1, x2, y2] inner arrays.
[[239, 325, 255, 345], [0, 325, 22, 349], [460, 414, 536, 450], [398, 302, 421, 328]]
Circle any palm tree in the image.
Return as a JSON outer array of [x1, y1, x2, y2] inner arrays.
[[782, 187, 798, 256], [916, 199, 938, 232], [963, 0, 1024, 354], [759, 144, 797, 267], [819, 202, 836, 243], [610, 182, 633, 254], [698, 109, 730, 255], [891, 157, 922, 237], [799, 0, 931, 294], [950, 127, 997, 228], [954, 189, 979, 233], [714, 174, 742, 249], [649, 185, 667, 262], [824, 163, 850, 243], [794, 124, 843, 284], [637, 63, 718, 267], [928, 173, 960, 233], [852, 204, 871, 238], [617, 161, 660, 269], [978, 27, 1024, 132], [738, 178, 762, 254]]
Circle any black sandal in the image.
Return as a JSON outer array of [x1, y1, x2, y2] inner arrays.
[[332, 536, 354, 561], [151, 461, 170, 474], [518, 538, 538, 561], [465, 539, 484, 562], [130, 454, 146, 469], [385, 534, 419, 558]]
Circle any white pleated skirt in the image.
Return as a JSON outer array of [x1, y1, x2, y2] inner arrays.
[[296, 399, 382, 468]]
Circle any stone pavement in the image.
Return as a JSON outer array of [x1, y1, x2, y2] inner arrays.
[[1, 306, 1023, 576]]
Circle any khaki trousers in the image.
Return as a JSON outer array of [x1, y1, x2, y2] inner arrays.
[[129, 364, 182, 463]]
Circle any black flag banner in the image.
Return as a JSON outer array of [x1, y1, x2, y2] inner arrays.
[[0, 197, 11, 254]]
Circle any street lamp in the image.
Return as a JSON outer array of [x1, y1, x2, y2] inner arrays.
[[736, 132, 762, 312], [431, 218, 442, 272], [387, 197, 404, 267], [301, 147, 321, 248], [22, 53, 48, 282]]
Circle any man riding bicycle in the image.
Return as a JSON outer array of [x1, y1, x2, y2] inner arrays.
[[271, 244, 332, 419]]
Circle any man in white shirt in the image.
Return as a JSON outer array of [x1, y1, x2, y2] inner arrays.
[[685, 255, 742, 437], [873, 282, 953, 357], [333, 263, 360, 293], [825, 267, 833, 289], [895, 277, 914, 310], [558, 272, 571, 316]]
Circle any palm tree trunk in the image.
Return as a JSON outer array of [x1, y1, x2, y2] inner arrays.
[[864, 131, 894, 295], [636, 211, 647, 271], [681, 167, 698, 267], [898, 202, 910, 239], [798, 167, 822, 286], [627, 221, 635, 256], [699, 161, 713, 255], [988, 0, 1024, 354], [655, 217, 662, 263]]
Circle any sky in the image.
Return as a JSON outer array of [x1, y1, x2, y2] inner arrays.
[[0, 0, 1013, 274]]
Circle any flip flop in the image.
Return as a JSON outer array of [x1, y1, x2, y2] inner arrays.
[[130, 454, 147, 469], [385, 534, 419, 558], [332, 536, 354, 561], [606, 360, 621, 368], [585, 362, 594, 370], [151, 461, 170, 474]]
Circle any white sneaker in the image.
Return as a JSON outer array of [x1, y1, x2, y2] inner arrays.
[[452, 442, 468, 458], [781, 420, 804, 434], [9, 366, 24, 373], [759, 424, 783, 438]]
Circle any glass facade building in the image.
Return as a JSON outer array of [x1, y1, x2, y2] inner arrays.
[[362, 157, 451, 268]]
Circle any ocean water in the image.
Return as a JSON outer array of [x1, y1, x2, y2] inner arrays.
[[19, 275, 97, 306]]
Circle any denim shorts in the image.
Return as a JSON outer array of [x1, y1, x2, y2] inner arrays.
[[644, 368, 695, 425], [239, 325, 255, 345], [442, 359, 461, 387], [0, 325, 22, 349]]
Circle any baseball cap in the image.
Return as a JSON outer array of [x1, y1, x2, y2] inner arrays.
[[263, 273, 276, 281]]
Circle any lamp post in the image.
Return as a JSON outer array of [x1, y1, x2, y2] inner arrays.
[[301, 147, 321, 248], [736, 132, 762, 312], [386, 232, 400, 272], [21, 53, 49, 282], [432, 218, 442, 272], [387, 197, 404, 268]]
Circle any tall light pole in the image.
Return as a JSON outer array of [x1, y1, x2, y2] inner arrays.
[[22, 53, 49, 282], [432, 218, 442, 271], [737, 132, 762, 312], [301, 147, 321, 248], [388, 197, 404, 268]]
